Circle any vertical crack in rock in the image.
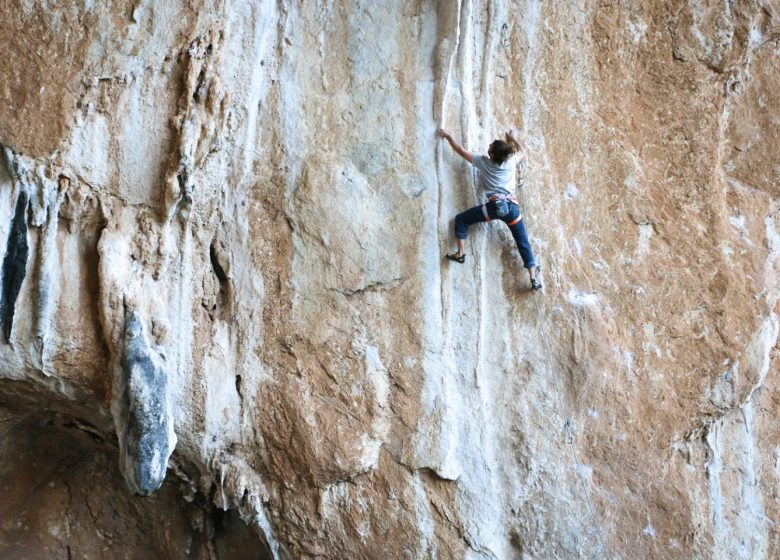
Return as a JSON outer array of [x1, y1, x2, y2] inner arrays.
[[112, 310, 176, 496], [434, 0, 463, 241], [209, 238, 232, 317], [209, 240, 229, 284], [413, 0, 492, 500], [0, 189, 30, 343], [465, 0, 493, 391]]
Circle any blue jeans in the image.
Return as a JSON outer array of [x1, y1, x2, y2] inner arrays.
[[454, 201, 537, 269]]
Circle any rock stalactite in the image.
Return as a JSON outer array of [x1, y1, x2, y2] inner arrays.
[[0, 188, 28, 343], [113, 310, 177, 496]]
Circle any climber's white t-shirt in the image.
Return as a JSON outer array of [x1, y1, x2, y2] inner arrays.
[[471, 154, 519, 197]]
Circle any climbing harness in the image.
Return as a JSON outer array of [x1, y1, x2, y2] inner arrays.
[[490, 193, 517, 219], [488, 193, 519, 205], [481, 194, 522, 223], [517, 163, 617, 560]]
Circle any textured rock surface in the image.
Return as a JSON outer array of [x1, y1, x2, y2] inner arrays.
[[113, 310, 177, 496], [0, 1, 778, 559]]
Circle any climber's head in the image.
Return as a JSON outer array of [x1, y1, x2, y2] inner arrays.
[[488, 140, 514, 164]]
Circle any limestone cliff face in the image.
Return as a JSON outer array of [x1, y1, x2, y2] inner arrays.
[[0, 1, 778, 559]]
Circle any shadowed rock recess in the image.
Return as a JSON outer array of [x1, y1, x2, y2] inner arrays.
[[0, 1, 778, 559]]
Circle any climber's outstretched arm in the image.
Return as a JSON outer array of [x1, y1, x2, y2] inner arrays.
[[437, 129, 473, 163], [505, 129, 527, 162]]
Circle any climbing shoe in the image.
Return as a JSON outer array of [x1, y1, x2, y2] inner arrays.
[[446, 252, 466, 264], [531, 265, 543, 290]]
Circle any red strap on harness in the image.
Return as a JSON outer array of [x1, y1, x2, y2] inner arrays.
[[506, 215, 522, 227]]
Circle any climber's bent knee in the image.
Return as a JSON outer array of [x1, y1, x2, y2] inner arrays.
[[454, 213, 470, 239]]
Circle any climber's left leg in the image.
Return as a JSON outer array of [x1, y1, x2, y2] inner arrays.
[[504, 206, 542, 289], [507, 218, 535, 269]]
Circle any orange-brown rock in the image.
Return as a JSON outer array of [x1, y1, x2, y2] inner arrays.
[[0, 2, 777, 559]]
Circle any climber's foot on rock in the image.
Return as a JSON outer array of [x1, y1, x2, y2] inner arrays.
[[530, 264, 543, 291], [446, 252, 466, 264]]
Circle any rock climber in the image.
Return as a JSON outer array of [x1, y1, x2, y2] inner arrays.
[[437, 127, 542, 290]]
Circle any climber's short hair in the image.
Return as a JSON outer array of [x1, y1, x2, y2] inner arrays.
[[488, 140, 515, 164]]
